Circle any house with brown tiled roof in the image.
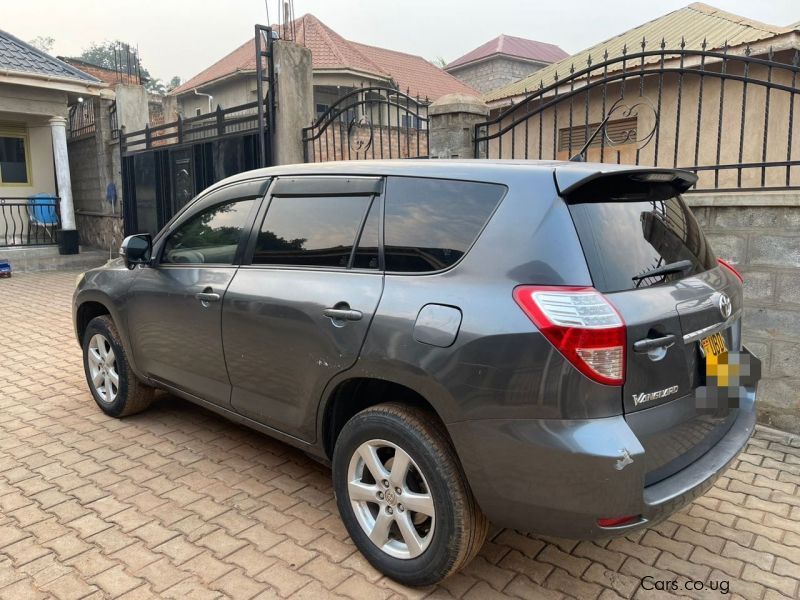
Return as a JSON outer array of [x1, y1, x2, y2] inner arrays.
[[171, 14, 479, 120], [445, 34, 568, 94]]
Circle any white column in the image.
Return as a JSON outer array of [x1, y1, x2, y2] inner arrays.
[[48, 116, 76, 230]]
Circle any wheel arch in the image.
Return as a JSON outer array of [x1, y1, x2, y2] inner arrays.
[[74, 290, 144, 381], [319, 373, 452, 460]]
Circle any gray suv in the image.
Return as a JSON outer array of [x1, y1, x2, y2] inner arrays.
[[73, 160, 760, 586]]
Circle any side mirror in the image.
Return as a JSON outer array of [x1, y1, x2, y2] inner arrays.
[[120, 234, 152, 269]]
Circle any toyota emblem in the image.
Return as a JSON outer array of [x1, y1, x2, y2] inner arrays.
[[718, 293, 732, 320]]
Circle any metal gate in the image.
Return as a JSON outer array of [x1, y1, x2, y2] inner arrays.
[[121, 25, 276, 235], [302, 86, 430, 162], [474, 40, 800, 192]]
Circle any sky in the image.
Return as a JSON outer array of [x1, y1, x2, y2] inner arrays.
[[3, 0, 798, 83]]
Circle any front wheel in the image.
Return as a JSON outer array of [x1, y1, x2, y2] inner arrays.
[[82, 315, 153, 417], [332, 403, 488, 586]]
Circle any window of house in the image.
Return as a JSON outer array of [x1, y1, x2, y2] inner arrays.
[[161, 199, 256, 265], [558, 117, 637, 152], [316, 103, 330, 119], [384, 177, 506, 273], [253, 195, 372, 268], [401, 114, 421, 129], [0, 130, 30, 185]]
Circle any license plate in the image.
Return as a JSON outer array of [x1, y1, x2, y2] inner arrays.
[[700, 331, 728, 358]]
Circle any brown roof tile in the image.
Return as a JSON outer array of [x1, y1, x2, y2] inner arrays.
[[172, 13, 479, 100], [446, 34, 568, 70]]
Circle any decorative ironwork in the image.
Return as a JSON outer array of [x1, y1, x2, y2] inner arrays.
[[68, 98, 96, 140], [0, 197, 60, 247], [302, 86, 429, 162], [348, 115, 374, 155], [474, 41, 800, 192]]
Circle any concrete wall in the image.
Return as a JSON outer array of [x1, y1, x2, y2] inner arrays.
[[179, 77, 256, 117], [686, 193, 800, 433], [273, 41, 314, 165], [447, 56, 548, 94]]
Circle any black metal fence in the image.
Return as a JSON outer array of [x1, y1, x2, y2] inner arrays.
[[302, 86, 430, 162], [120, 100, 268, 156], [68, 98, 96, 140], [474, 41, 800, 192], [0, 197, 61, 247], [109, 100, 120, 140]]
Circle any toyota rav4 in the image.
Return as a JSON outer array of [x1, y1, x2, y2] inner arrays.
[[73, 160, 760, 586]]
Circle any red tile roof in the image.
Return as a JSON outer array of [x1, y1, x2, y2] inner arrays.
[[172, 14, 479, 99], [61, 57, 140, 86], [348, 42, 479, 100], [446, 34, 569, 70]]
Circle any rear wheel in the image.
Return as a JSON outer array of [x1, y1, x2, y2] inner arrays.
[[82, 315, 153, 417], [332, 403, 488, 586]]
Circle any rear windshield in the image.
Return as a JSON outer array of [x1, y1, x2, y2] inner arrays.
[[568, 195, 716, 293]]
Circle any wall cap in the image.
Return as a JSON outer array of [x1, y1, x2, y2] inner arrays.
[[429, 93, 489, 117], [685, 191, 800, 207]]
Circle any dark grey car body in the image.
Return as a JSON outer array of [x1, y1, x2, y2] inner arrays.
[[74, 160, 759, 539]]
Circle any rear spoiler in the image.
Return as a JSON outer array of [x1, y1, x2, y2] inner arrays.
[[555, 168, 697, 203]]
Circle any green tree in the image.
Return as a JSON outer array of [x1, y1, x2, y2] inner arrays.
[[168, 76, 182, 91], [29, 36, 55, 53], [78, 40, 164, 93]]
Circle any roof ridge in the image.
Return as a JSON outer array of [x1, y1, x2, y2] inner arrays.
[[308, 15, 388, 76], [687, 2, 790, 35]]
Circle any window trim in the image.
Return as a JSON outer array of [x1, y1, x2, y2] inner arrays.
[[239, 176, 386, 273], [0, 126, 33, 187], [155, 193, 263, 268]]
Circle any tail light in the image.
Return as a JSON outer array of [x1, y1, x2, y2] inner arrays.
[[513, 286, 626, 386], [718, 258, 743, 283]]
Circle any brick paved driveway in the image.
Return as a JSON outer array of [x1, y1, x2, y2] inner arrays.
[[1, 270, 799, 600]]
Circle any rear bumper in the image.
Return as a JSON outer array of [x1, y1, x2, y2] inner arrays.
[[447, 355, 758, 539]]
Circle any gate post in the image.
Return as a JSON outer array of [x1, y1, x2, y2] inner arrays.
[[428, 94, 489, 159], [272, 40, 314, 165]]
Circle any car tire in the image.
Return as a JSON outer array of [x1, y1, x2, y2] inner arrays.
[[82, 315, 153, 417], [332, 403, 488, 586]]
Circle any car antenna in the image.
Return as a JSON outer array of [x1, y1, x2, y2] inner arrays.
[[569, 114, 613, 162]]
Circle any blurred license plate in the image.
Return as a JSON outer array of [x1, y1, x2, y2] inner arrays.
[[700, 332, 727, 358]]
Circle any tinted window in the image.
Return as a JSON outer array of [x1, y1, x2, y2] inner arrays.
[[569, 196, 716, 293], [162, 199, 255, 265], [253, 195, 371, 267], [384, 178, 505, 272], [352, 198, 380, 269]]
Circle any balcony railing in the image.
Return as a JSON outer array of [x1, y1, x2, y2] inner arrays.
[[0, 197, 61, 247]]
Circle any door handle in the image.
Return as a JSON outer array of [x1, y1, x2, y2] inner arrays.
[[633, 334, 676, 353], [323, 308, 363, 322], [195, 289, 220, 305]]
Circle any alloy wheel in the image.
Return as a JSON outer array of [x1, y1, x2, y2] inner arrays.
[[87, 333, 119, 404], [347, 439, 435, 559]]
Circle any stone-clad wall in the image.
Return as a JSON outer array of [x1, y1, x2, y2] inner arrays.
[[447, 57, 548, 95], [686, 193, 800, 433]]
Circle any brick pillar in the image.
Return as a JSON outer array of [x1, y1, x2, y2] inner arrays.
[[428, 94, 490, 159]]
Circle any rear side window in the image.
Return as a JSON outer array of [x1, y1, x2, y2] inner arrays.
[[569, 195, 716, 293], [384, 177, 505, 272], [253, 195, 371, 267]]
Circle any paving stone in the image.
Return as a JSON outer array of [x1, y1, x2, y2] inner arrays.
[[1, 271, 799, 599]]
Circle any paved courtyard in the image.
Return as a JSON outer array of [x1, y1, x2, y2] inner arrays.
[[1, 269, 799, 600]]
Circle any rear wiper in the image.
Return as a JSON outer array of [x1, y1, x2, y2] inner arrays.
[[632, 259, 693, 282]]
